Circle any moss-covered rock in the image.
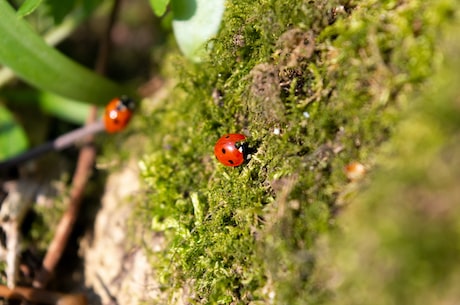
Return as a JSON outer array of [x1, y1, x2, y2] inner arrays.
[[137, 0, 459, 303]]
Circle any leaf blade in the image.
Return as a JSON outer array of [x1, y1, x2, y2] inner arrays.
[[0, 1, 132, 105], [171, 0, 226, 62], [149, 0, 170, 17], [0, 105, 28, 161], [17, 0, 43, 17]]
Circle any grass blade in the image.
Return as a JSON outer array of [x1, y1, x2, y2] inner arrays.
[[0, 1, 132, 105]]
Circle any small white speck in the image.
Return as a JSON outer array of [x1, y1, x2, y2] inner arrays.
[[273, 128, 281, 135], [303, 111, 310, 119], [138, 160, 147, 172], [336, 5, 345, 13]]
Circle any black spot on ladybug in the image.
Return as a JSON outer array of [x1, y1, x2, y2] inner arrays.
[[221, 148, 226, 154], [228, 160, 234, 165]]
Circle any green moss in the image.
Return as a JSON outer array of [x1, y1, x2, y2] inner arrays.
[[138, 0, 458, 303], [320, 10, 460, 305]]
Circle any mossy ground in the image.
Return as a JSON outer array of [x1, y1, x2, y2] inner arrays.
[[137, 0, 459, 304], [317, 13, 460, 305]]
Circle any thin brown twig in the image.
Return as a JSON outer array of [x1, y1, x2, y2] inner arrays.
[[33, 108, 99, 288], [32, 0, 123, 289], [95, 0, 122, 75], [0, 284, 87, 305]]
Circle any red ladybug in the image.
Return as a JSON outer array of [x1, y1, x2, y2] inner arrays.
[[214, 133, 246, 167], [104, 96, 135, 133]]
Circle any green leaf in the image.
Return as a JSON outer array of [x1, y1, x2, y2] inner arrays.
[[149, 0, 170, 17], [45, 0, 78, 24], [0, 89, 97, 124], [171, 0, 225, 62], [0, 1, 131, 105], [0, 105, 28, 161], [38, 92, 97, 125], [82, 0, 104, 15], [17, 0, 43, 17]]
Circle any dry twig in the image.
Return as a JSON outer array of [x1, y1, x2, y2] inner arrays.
[[33, 0, 123, 288], [0, 284, 87, 305]]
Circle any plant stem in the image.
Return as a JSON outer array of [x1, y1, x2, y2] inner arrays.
[[0, 121, 105, 171]]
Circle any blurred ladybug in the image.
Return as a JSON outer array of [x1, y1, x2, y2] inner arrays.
[[214, 133, 247, 167], [104, 96, 135, 133]]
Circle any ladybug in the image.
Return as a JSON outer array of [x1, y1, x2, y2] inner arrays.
[[104, 96, 135, 133], [214, 133, 247, 167]]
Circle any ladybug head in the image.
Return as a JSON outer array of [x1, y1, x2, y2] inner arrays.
[[119, 96, 135, 111]]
